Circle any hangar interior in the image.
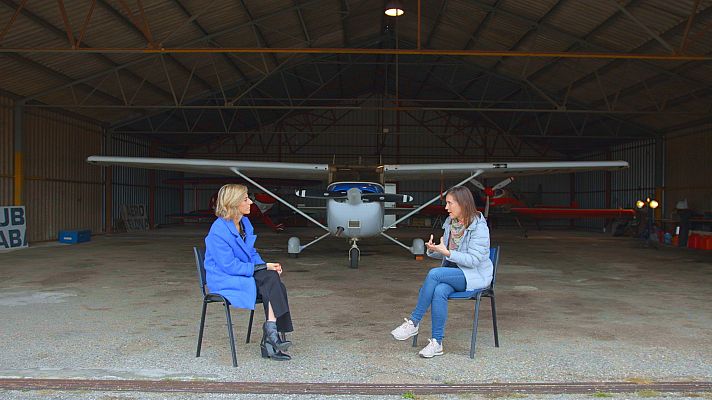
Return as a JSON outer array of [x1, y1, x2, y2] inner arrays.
[[1, 0, 711, 241], [0, 0, 711, 397]]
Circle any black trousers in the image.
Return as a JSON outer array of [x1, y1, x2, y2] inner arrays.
[[254, 269, 293, 333]]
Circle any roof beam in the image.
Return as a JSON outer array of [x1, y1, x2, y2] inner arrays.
[[1, 45, 708, 61], [561, 6, 712, 107], [6, 53, 125, 106], [608, 0, 675, 53], [18, 0, 328, 103], [0, 0, 174, 103], [464, 0, 709, 89], [96, 0, 214, 92], [488, 0, 566, 75]]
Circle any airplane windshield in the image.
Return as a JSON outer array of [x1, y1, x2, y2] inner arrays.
[[327, 182, 384, 194]]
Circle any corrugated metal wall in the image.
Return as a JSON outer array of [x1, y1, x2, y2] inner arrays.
[[107, 134, 181, 228], [23, 108, 103, 242], [665, 124, 712, 214], [575, 139, 657, 229], [0, 96, 13, 206], [611, 140, 657, 209]]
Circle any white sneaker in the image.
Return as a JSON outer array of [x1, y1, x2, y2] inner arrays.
[[418, 338, 444, 358], [390, 318, 419, 340]]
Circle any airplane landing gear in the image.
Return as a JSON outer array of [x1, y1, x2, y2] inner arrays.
[[411, 238, 425, 259], [288, 237, 301, 258], [349, 238, 360, 269]]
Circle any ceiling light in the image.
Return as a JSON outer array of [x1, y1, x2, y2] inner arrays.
[[649, 199, 659, 209], [385, 0, 404, 16]]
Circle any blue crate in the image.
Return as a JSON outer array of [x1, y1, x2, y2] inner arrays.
[[58, 229, 91, 244]]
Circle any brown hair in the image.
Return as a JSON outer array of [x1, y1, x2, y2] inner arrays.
[[214, 184, 248, 219], [446, 186, 480, 227]]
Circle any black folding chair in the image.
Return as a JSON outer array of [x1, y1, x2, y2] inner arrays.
[[193, 247, 262, 367], [413, 246, 501, 358]]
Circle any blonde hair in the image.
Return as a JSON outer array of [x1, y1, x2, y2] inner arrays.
[[446, 186, 480, 227], [214, 184, 248, 219]]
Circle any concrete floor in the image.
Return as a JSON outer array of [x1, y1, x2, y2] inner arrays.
[[0, 223, 710, 399]]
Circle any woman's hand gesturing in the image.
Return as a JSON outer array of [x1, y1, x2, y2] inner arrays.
[[425, 234, 451, 257]]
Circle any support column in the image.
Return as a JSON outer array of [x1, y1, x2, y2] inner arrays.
[[569, 173, 576, 228], [605, 151, 612, 209], [13, 103, 24, 206], [148, 141, 156, 229], [105, 130, 113, 233], [654, 137, 664, 221]]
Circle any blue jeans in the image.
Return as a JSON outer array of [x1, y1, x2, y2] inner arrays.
[[410, 267, 467, 342]]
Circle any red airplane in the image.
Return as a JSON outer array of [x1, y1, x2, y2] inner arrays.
[[168, 192, 285, 232], [394, 177, 635, 236]]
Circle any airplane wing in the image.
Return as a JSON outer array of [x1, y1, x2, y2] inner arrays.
[[383, 161, 628, 180], [510, 207, 636, 218], [86, 156, 330, 180]]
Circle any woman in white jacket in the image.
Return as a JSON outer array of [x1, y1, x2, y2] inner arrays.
[[391, 186, 493, 358]]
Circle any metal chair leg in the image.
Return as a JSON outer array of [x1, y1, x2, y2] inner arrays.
[[412, 333, 418, 347], [196, 300, 208, 357], [490, 295, 499, 347], [223, 303, 238, 367], [246, 309, 255, 343], [469, 296, 482, 359]]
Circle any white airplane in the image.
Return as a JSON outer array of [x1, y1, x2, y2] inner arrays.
[[86, 156, 628, 268]]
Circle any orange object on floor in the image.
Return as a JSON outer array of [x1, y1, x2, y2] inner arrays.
[[688, 234, 700, 249], [704, 235, 712, 251]]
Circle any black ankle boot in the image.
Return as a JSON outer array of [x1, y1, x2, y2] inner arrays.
[[260, 336, 291, 361], [263, 321, 291, 352]]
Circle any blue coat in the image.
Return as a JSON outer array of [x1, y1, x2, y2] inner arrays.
[[204, 216, 265, 310], [427, 215, 493, 291]]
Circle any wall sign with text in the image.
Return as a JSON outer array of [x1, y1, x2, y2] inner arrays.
[[121, 204, 149, 232], [0, 206, 28, 250]]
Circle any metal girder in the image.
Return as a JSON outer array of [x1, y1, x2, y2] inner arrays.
[[171, 0, 254, 86], [1, 46, 709, 60], [679, 0, 703, 53], [562, 7, 712, 106], [110, 129, 648, 140], [28, 103, 707, 115], [609, 0, 675, 53], [531, 3, 712, 97], [382, 38, 661, 140], [549, 4, 712, 135], [110, 36, 383, 133], [15, 0, 329, 103], [488, 0, 566, 76], [0, 0, 174, 103], [96, 0, 213, 92], [238, 0, 280, 69], [6, 53, 125, 107], [340, 0, 349, 47], [588, 53, 712, 110], [466, 0, 710, 89]]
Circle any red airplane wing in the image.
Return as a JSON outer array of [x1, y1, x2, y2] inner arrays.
[[509, 208, 635, 218]]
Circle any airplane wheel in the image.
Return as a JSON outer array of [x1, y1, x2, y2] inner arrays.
[[289, 253, 298, 258], [349, 247, 359, 269]]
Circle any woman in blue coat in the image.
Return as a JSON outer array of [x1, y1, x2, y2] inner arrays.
[[204, 184, 293, 361], [390, 186, 493, 358]]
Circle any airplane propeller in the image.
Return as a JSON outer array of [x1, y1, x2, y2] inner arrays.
[[295, 189, 347, 198], [295, 189, 412, 203], [469, 177, 515, 218]]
